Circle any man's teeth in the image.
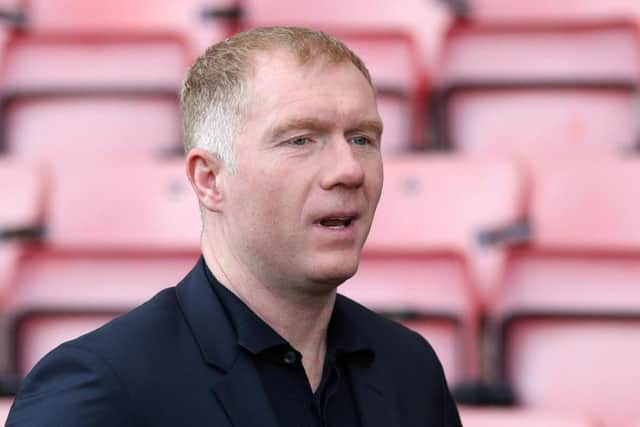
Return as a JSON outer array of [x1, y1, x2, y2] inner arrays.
[[326, 223, 346, 229], [320, 217, 351, 228]]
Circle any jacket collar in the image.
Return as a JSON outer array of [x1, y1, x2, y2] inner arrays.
[[176, 257, 378, 371], [175, 257, 238, 371]]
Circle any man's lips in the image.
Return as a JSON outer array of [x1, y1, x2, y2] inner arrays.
[[313, 212, 360, 230]]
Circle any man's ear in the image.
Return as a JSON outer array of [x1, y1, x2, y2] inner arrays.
[[186, 148, 227, 213]]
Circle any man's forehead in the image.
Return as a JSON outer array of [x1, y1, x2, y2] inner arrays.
[[242, 49, 376, 114]]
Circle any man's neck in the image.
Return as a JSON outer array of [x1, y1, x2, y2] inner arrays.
[[202, 244, 335, 391]]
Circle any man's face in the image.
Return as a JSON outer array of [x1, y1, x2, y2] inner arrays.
[[219, 50, 383, 292]]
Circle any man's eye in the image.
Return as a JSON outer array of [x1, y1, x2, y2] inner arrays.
[[289, 137, 311, 146], [351, 136, 371, 146]]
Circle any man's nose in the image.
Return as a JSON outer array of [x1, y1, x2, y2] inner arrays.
[[319, 137, 365, 190]]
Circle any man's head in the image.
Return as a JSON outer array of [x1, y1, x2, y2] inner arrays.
[[181, 26, 374, 166], [183, 26, 384, 293]]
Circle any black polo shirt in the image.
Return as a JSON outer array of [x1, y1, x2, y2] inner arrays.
[[203, 260, 370, 427]]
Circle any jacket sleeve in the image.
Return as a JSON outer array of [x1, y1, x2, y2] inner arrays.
[[6, 343, 135, 427]]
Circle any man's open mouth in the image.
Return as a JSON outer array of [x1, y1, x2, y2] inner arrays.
[[318, 216, 355, 229]]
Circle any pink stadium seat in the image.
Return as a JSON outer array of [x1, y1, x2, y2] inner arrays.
[[2, 158, 201, 375], [0, 35, 187, 158], [503, 319, 640, 427], [492, 154, 640, 427], [340, 154, 524, 384], [436, 21, 640, 155], [8, 0, 237, 54], [44, 159, 200, 250], [459, 407, 595, 427], [0, 158, 43, 303]]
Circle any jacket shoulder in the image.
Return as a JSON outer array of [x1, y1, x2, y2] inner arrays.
[[8, 334, 138, 426], [73, 286, 183, 354], [8, 287, 189, 426], [336, 293, 440, 357], [336, 294, 462, 427]]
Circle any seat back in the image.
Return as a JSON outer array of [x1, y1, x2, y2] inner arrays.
[[0, 34, 187, 158], [495, 154, 640, 427], [499, 154, 640, 312], [13, 0, 237, 53], [437, 22, 640, 155], [4, 158, 201, 374], [459, 407, 596, 427], [0, 158, 43, 302], [504, 318, 640, 427], [449, 0, 640, 22]]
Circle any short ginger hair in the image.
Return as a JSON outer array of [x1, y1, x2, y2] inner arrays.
[[180, 26, 374, 166]]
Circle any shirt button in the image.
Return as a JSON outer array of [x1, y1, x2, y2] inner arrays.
[[283, 350, 297, 364]]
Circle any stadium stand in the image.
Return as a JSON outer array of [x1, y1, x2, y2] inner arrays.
[[433, 20, 640, 155], [490, 154, 640, 427], [1, 158, 201, 376], [3, 2, 640, 424], [459, 407, 595, 427], [339, 154, 524, 384]]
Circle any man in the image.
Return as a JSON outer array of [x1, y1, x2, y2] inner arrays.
[[7, 27, 462, 426]]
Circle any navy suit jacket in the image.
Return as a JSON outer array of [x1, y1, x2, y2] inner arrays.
[[7, 260, 462, 426]]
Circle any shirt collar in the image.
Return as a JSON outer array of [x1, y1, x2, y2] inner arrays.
[[202, 257, 374, 362]]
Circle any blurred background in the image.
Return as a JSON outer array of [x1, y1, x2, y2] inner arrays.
[[1, 0, 640, 425]]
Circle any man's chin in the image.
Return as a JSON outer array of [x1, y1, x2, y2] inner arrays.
[[305, 260, 360, 290]]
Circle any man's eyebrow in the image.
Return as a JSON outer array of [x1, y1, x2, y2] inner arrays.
[[352, 119, 384, 137], [269, 118, 332, 140], [269, 117, 384, 140]]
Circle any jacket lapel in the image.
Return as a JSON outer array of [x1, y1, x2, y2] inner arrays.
[[211, 351, 280, 427], [176, 259, 280, 427]]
